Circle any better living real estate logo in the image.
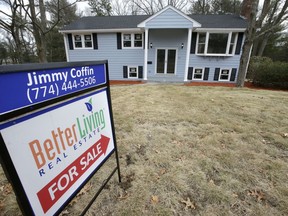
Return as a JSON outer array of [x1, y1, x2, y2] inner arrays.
[[28, 98, 110, 213]]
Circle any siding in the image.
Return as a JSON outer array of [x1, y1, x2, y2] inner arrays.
[[147, 29, 188, 82], [67, 33, 145, 80], [188, 55, 241, 82], [146, 8, 193, 29]]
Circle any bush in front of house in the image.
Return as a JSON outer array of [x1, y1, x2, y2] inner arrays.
[[247, 56, 288, 89]]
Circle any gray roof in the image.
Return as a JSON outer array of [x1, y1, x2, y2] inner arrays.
[[61, 14, 247, 31]]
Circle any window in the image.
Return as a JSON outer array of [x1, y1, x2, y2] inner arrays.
[[207, 33, 228, 54], [73, 34, 93, 49], [134, 34, 142, 47], [219, 69, 231, 81], [229, 33, 237, 54], [192, 68, 204, 80], [128, 66, 138, 78], [196, 32, 238, 56], [122, 33, 143, 48]]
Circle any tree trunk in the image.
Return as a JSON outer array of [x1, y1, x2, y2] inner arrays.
[[29, 0, 47, 63], [236, 0, 259, 87], [256, 34, 269, 56]]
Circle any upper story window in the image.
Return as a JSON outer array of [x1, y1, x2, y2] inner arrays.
[[73, 34, 93, 49], [196, 32, 238, 56], [122, 33, 143, 49]]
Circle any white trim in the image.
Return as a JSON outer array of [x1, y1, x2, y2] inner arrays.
[[192, 68, 204, 81], [122, 32, 143, 49], [72, 34, 93, 49], [63, 34, 70, 62], [59, 28, 143, 33], [127, 66, 138, 79], [195, 32, 239, 56], [218, 68, 231, 81], [155, 48, 178, 75], [143, 28, 148, 80], [184, 28, 192, 81], [137, 5, 201, 28], [195, 28, 246, 32]]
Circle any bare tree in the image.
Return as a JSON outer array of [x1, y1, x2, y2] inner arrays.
[[128, 0, 189, 15], [253, 0, 288, 56], [236, 0, 259, 87]]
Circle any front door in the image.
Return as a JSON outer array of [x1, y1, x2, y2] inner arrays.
[[156, 48, 177, 74]]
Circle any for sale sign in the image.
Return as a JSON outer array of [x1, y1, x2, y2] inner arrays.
[[0, 61, 119, 215]]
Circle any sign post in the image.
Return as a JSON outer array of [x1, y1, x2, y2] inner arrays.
[[0, 61, 121, 216]]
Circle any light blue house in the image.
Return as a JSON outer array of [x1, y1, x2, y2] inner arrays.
[[60, 6, 247, 83]]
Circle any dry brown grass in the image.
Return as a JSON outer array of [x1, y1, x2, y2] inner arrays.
[[1, 84, 288, 216]]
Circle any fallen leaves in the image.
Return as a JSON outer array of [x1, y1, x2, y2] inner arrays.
[[151, 195, 159, 204], [282, 133, 288, 138], [181, 197, 196, 211], [247, 189, 266, 202]]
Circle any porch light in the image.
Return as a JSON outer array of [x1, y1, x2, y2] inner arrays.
[[150, 42, 153, 48], [181, 43, 184, 49]]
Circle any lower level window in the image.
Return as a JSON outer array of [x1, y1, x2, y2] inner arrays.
[[219, 69, 231, 81], [193, 68, 204, 80], [128, 66, 138, 78]]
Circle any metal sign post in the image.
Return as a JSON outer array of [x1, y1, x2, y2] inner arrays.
[[0, 61, 121, 216]]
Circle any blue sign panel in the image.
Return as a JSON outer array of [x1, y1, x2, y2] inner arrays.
[[0, 64, 106, 115]]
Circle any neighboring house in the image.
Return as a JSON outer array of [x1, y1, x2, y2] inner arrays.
[[60, 6, 247, 83]]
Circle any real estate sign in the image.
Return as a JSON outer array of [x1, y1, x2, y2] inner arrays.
[[0, 61, 119, 215]]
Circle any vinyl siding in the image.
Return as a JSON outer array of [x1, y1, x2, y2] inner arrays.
[[188, 55, 241, 82], [67, 33, 145, 80], [147, 29, 188, 82], [146, 8, 193, 29]]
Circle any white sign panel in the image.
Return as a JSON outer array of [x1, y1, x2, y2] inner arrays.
[[0, 89, 115, 215]]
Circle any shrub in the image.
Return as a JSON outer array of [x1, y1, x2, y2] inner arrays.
[[246, 56, 273, 80], [252, 60, 288, 89]]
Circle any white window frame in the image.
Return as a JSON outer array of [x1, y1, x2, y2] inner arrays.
[[218, 68, 231, 81], [128, 66, 138, 78], [192, 68, 204, 80], [73, 34, 93, 49], [196, 32, 238, 56], [122, 33, 143, 49]]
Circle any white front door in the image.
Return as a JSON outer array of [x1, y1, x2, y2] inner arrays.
[[156, 48, 177, 74]]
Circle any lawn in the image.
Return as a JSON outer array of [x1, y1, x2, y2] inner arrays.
[[1, 84, 288, 215]]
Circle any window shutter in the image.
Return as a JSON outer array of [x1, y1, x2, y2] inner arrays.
[[92, 33, 98, 49], [204, 68, 209, 80], [67, 34, 74, 50], [117, 33, 122, 49], [138, 66, 143, 78], [230, 68, 237, 81], [190, 33, 197, 54], [123, 66, 128, 78], [188, 67, 193, 80], [235, 33, 244, 55], [143, 33, 145, 49], [214, 68, 220, 81]]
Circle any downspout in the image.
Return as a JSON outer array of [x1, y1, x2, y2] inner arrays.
[[144, 28, 149, 80], [63, 33, 70, 62]]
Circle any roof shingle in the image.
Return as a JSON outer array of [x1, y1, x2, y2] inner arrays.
[[61, 14, 247, 31]]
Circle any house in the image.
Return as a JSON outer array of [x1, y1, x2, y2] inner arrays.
[[59, 6, 247, 83]]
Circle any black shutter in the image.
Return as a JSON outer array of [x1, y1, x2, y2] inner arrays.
[[204, 68, 209, 80], [188, 67, 193, 80], [143, 33, 145, 49], [190, 33, 197, 54], [92, 33, 98, 49], [117, 33, 122, 49], [123, 66, 128, 78], [67, 34, 74, 50], [138, 66, 143, 78], [230, 68, 237, 81], [235, 32, 244, 55], [214, 68, 220, 81]]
